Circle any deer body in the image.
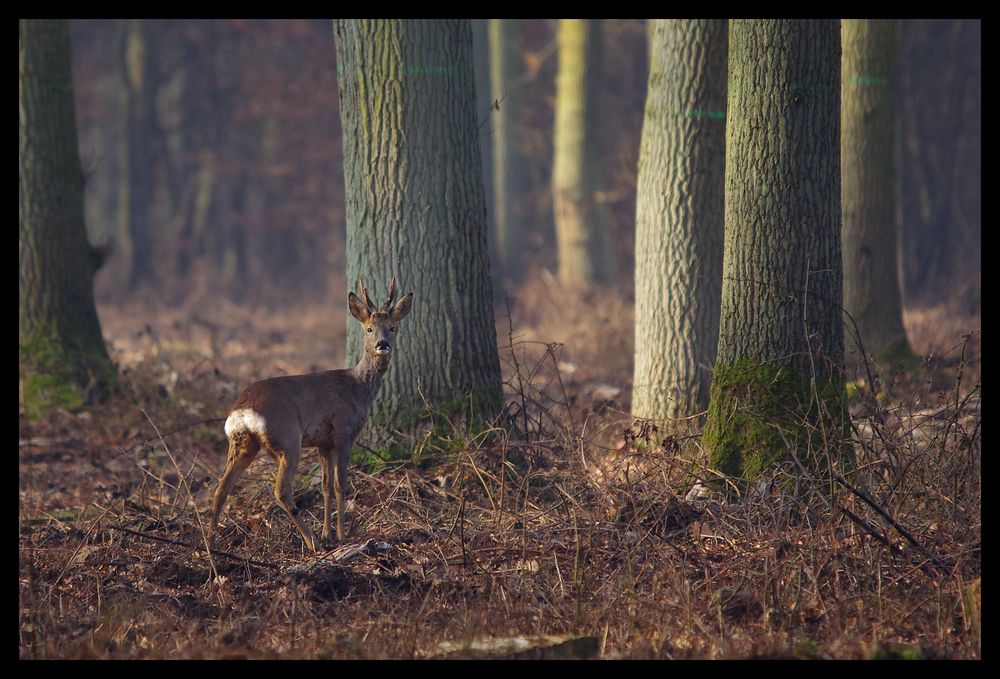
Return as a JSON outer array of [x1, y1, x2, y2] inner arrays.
[[208, 277, 412, 551]]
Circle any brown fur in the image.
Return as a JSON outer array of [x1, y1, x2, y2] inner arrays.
[[208, 278, 413, 551]]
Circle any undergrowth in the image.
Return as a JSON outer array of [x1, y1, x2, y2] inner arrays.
[[18, 300, 981, 659]]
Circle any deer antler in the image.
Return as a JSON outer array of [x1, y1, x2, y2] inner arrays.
[[382, 275, 398, 312], [358, 277, 376, 312]]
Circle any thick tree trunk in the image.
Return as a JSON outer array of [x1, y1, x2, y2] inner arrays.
[[841, 20, 913, 366], [552, 19, 616, 287], [19, 19, 114, 416], [631, 20, 727, 429], [703, 20, 848, 483], [334, 19, 503, 448]]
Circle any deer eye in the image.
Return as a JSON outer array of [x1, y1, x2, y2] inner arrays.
[[367, 327, 373, 333], [389, 326, 396, 333]]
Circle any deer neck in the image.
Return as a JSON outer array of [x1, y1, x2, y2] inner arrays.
[[351, 351, 389, 394]]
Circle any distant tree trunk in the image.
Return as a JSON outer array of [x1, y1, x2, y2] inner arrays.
[[898, 20, 980, 311], [167, 26, 218, 285], [249, 82, 283, 302], [841, 20, 914, 367], [334, 19, 503, 447], [221, 177, 250, 299], [489, 19, 529, 281], [703, 20, 848, 483], [631, 20, 727, 430], [19, 19, 114, 416], [116, 19, 155, 291], [552, 19, 616, 287]]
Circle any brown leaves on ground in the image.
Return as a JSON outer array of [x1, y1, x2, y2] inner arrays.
[[19, 299, 980, 659]]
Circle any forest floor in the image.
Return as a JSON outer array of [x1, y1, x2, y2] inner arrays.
[[19, 284, 981, 659]]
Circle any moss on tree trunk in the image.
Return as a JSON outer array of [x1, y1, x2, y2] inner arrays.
[[703, 358, 850, 485]]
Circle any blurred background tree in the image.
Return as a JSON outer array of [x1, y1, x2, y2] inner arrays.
[[116, 19, 155, 291], [898, 19, 980, 314], [552, 19, 617, 287], [841, 19, 914, 367], [487, 19, 531, 284], [72, 19, 345, 308]]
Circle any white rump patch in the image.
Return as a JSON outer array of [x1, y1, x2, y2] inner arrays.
[[225, 408, 268, 438]]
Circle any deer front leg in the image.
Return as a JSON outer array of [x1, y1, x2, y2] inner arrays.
[[318, 446, 335, 544], [333, 440, 351, 541]]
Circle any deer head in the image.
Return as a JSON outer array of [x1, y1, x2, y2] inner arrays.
[[348, 275, 413, 365]]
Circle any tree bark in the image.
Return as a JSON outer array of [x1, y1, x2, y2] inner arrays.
[[19, 19, 114, 416], [334, 19, 503, 447], [472, 20, 496, 279], [703, 20, 848, 483], [631, 20, 727, 429], [841, 20, 913, 366], [552, 19, 616, 287]]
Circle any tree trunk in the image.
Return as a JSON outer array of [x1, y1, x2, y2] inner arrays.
[[116, 19, 155, 291], [898, 20, 980, 311], [169, 24, 218, 285], [488, 19, 529, 282], [334, 19, 503, 448], [703, 20, 848, 483], [631, 20, 727, 430], [552, 19, 616, 287], [19, 19, 114, 416], [841, 20, 914, 366]]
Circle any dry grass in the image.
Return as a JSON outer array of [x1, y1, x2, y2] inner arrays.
[[19, 293, 980, 659]]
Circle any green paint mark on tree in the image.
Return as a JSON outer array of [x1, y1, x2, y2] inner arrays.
[[682, 108, 726, 119], [789, 82, 838, 94], [850, 74, 888, 86]]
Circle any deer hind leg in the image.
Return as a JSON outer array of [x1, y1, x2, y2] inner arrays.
[[268, 439, 317, 552], [209, 434, 260, 547]]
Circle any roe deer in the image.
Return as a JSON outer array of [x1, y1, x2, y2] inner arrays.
[[208, 277, 413, 551]]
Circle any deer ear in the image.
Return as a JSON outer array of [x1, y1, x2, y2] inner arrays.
[[390, 292, 413, 322], [348, 292, 371, 323]]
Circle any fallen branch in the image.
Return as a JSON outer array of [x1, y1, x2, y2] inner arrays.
[[114, 525, 281, 571], [834, 474, 949, 574]]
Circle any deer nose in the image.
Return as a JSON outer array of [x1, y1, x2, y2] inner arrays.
[[375, 339, 390, 352]]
